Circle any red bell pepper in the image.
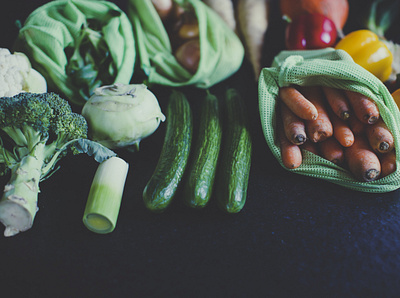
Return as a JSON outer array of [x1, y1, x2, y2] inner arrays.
[[285, 13, 338, 50]]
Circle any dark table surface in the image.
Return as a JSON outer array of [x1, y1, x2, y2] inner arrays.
[[2, 0, 400, 297]]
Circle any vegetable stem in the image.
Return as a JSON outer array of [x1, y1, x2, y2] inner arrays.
[[0, 142, 46, 237], [83, 156, 129, 234]]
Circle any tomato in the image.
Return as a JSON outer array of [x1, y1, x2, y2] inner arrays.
[[285, 13, 337, 50]]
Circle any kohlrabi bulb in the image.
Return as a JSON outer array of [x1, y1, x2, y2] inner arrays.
[[82, 83, 166, 149]]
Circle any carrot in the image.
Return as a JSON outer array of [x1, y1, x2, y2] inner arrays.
[[318, 137, 344, 165], [322, 86, 351, 120], [237, 0, 269, 80], [379, 150, 397, 178], [365, 118, 394, 153], [279, 86, 318, 121], [329, 111, 354, 147], [278, 121, 302, 169], [345, 135, 381, 182], [344, 90, 380, 124], [302, 86, 333, 142], [300, 140, 319, 155], [203, 0, 237, 31], [348, 115, 365, 135], [280, 102, 307, 145]]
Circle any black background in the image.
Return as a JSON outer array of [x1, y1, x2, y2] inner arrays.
[[2, 0, 400, 297]]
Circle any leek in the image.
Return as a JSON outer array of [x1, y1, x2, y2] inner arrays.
[[83, 156, 129, 234]]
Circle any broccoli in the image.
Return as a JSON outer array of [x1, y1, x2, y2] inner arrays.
[[0, 92, 110, 237]]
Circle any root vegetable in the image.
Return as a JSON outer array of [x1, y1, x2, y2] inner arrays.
[[345, 136, 381, 182], [280, 102, 307, 145], [322, 86, 351, 120], [366, 118, 394, 153], [330, 111, 354, 147], [203, 0, 236, 31], [379, 150, 397, 178], [348, 115, 366, 136], [237, 0, 269, 80], [318, 137, 345, 165], [345, 90, 380, 124], [300, 140, 319, 155], [302, 86, 333, 142], [279, 86, 318, 120], [278, 122, 302, 169]]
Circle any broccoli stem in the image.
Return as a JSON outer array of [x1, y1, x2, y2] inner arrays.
[[0, 142, 45, 237]]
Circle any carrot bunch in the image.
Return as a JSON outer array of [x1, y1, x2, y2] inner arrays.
[[278, 85, 396, 182]]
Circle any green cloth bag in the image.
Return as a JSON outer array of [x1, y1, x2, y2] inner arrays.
[[258, 48, 400, 193], [127, 0, 244, 88], [14, 0, 135, 106]]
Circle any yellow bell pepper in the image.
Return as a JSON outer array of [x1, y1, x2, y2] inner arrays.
[[335, 29, 393, 82]]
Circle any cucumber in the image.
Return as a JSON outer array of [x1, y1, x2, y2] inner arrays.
[[215, 88, 252, 213], [183, 91, 222, 208], [143, 90, 193, 212]]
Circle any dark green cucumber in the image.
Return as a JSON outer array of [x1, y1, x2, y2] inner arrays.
[[183, 91, 222, 208], [215, 88, 252, 213], [143, 90, 192, 212]]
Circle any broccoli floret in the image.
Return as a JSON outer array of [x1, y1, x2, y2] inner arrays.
[[0, 92, 88, 236]]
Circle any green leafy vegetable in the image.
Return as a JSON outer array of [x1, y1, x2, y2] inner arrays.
[[14, 0, 135, 105], [0, 92, 115, 237]]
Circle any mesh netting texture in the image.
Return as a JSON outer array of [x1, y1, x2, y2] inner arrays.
[[258, 48, 400, 193]]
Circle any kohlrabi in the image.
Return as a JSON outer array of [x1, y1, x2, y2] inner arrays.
[[82, 83, 166, 150]]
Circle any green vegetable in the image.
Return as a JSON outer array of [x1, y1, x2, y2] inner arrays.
[[215, 88, 252, 213], [143, 90, 193, 212], [14, 0, 135, 105], [183, 91, 222, 208], [0, 92, 115, 237], [83, 156, 129, 234], [82, 83, 165, 150]]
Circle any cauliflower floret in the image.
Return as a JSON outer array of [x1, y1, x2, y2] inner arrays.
[[0, 48, 47, 97]]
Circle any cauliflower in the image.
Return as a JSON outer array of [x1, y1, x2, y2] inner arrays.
[[0, 48, 47, 97]]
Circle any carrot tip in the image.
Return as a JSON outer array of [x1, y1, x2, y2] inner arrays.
[[367, 116, 378, 124], [341, 111, 350, 120], [364, 169, 380, 182], [379, 142, 390, 152], [294, 135, 306, 145]]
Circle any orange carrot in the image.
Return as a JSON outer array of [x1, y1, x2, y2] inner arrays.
[[300, 140, 319, 155], [330, 111, 354, 147], [322, 86, 351, 120], [318, 137, 345, 165], [365, 118, 394, 153], [279, 86, 318, 121], [348, 115, 365, 136], [345, 136, 381, 182], [280, 102, 307, 145], [302, 86, 333, 143], [379, 150, 397, 178], [344, 90, 379, 124], [278, 122, 302, 169]]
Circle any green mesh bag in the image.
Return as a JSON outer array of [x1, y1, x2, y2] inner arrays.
[[258, 48, 400, 193], [14, 0, 135, 106], [127, 0, 244, 88]]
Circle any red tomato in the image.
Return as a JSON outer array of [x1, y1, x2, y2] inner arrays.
[[285, 13, 338, 50]]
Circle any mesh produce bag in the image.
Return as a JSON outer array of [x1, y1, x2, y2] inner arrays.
[[14, 0, 135, 106], [258, 48, 400, 193], [127, 0, 244, 88]]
